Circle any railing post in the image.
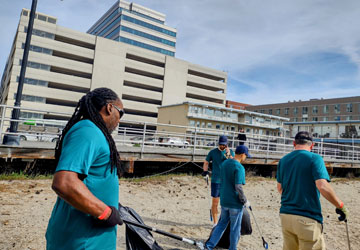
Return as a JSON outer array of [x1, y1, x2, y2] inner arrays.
[[352, 135, 355, 162], [232, 131, 235, 149], [266, 136, 270, 159], [140, 122, 147, 159], [192, 127, 197, 161], [0, 106, 6, 141], [123, 127, 126, 145], [320, 138, 324, 157]]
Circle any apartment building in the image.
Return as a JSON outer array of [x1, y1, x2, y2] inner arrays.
[[245, 96, 360, 122], [88, 0, 176, 57], [157, 101, 289, 136], [0, 3, 227, 130]]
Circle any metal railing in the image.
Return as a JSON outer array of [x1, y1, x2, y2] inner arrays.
[[0, 105, 359, 163]]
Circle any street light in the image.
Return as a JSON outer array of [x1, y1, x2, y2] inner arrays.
[[3, 0, 38, 145]]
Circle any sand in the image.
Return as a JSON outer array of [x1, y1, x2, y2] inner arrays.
[[0, 175, 359, 250]]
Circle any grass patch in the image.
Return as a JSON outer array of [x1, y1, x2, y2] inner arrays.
[[0, 171, 53, 180]]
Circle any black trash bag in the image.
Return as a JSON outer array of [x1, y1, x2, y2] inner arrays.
[[118, 205, 164, 250], [206, 207, 252, 249]]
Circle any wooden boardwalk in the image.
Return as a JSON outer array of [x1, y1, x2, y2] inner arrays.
[[0, 142, 359, 170]]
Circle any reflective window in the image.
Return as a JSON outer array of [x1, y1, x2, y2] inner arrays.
[[105, 26, 120, 38], [99, 16, 121, 37], [116, 36, 175, 56], [121, 26, 176, 47], [38, 14, 47, 22], [302, 107, 308, 114], [346, 103, 353, 112], [207, 123, 212, 128], [334, 116, 341, 121], [121, 8, 164, 24], [20, 60, 50, 71], [312, 106, 318, 114], [312, 117, 318, 121], [294, 107, 298, 115], [22, 43, 53, 55], [17, 77, 48, 87], [334, 104, 340, 113], [90, 8, 120, 35], [19, 111, 43, 119], [14, 93, 45, 103], [189, 120, 195, 126], [229, 113, 237, 119], [323, 105, 329, 114], [121, 15, 176, 37], [205, 108, 214, 116], [284, 108, 289, 115], [323, 117, 329, 121], [276, 109, 280, 115], [24, 27, 55, 39]]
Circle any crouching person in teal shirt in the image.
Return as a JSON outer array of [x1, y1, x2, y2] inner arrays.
[[205, 145, 251, 250], [46, 88, 125, 250]]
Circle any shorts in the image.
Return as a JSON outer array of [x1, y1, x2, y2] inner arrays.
[[211, 182, 221, 198]]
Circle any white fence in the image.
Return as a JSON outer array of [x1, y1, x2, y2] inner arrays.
[[1, 105, 360, 163]]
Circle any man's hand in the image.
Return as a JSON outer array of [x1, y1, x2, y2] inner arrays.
[[96, 206, 123, 227], [336, 206, 348, 221], [201, 171, 209, 177]]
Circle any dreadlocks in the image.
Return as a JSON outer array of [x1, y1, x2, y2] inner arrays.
[[55, 88, 123, 174]]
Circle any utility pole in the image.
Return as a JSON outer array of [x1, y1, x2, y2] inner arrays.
[[3, 0, 38, 145]]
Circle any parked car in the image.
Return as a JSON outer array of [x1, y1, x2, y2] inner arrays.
[[160, 137, 190, 148]]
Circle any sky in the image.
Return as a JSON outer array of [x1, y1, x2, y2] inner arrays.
[[1, 0, 360, 105]]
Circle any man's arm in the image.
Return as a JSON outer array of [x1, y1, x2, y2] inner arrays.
[[315, 179, 342, 208], [235, 184, 247, 204], [203, 160, 209, 171], [52, 171, 110, 219], [277, 182, 282, 194]]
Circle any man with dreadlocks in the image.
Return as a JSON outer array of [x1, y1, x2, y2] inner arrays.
[[46, 88, 125, 250]]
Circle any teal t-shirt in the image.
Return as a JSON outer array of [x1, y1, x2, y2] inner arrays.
[[206, 148, 235, 183], [220, 159, 246, 209], [277, 150, 330, 223], [46, 120, 119, 250]]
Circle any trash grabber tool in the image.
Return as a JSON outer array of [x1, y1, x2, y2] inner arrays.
[[122, 218, 205, 250], [336, 208, 351, 250], [205, 175, 212, 221], [248, 206, 269, 249]]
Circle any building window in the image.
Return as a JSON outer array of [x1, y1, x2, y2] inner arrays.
[[294, 107, 298, 115], [284, 108, 289, 115], [231, 126, 235, 131], [17, 77, 48, 87], [334, 116, 340, 121], [323, 105, 329, 114], [205, 108, 214, 116], [268, 109, 272, 115], [22, 43, 53, 55], [215, 110, 222, 117], [196, 121, 200, 127], [276, 109, 280, 115], [20, 60, 50, 71], [216, 124, 220, 129], [201, 122, 206, 128], [334, 104, 340, 113], [346, 116, 352, 121], [312, 106, 318, 114], [19, 111, 43, 119], [14, 93, 45, 103], [302, 107, 308, 114], [346, 103, 353, 112], [293, 118, 298, 122], [312, 117, 318, 121], [189, 120, 195, 127], [207, 123, 212, 128], [24, 27, 55, 39], [260, 109, 265, 113], [121, 26, 176, 47], [121, 15, 177, 37], [302, 117, 308, 122], [117, 36, 175, 56], [323, 117, 329, 121]]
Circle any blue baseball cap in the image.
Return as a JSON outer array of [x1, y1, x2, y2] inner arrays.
[[235, 145, 251, 158], [218, 135, 228, 145]]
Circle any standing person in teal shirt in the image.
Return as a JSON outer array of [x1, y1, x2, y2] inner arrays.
[[46, 88, 125, 250], [202, 135, 235, 225], [205, 145, 251, 250], [277, 131, 348, 250]]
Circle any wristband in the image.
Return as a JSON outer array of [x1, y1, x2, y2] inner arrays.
[[339, 202, 344, 209], [98, 206, 111, 220]]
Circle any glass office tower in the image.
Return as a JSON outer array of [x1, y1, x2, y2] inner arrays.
[[87, 0, 176, 56]]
